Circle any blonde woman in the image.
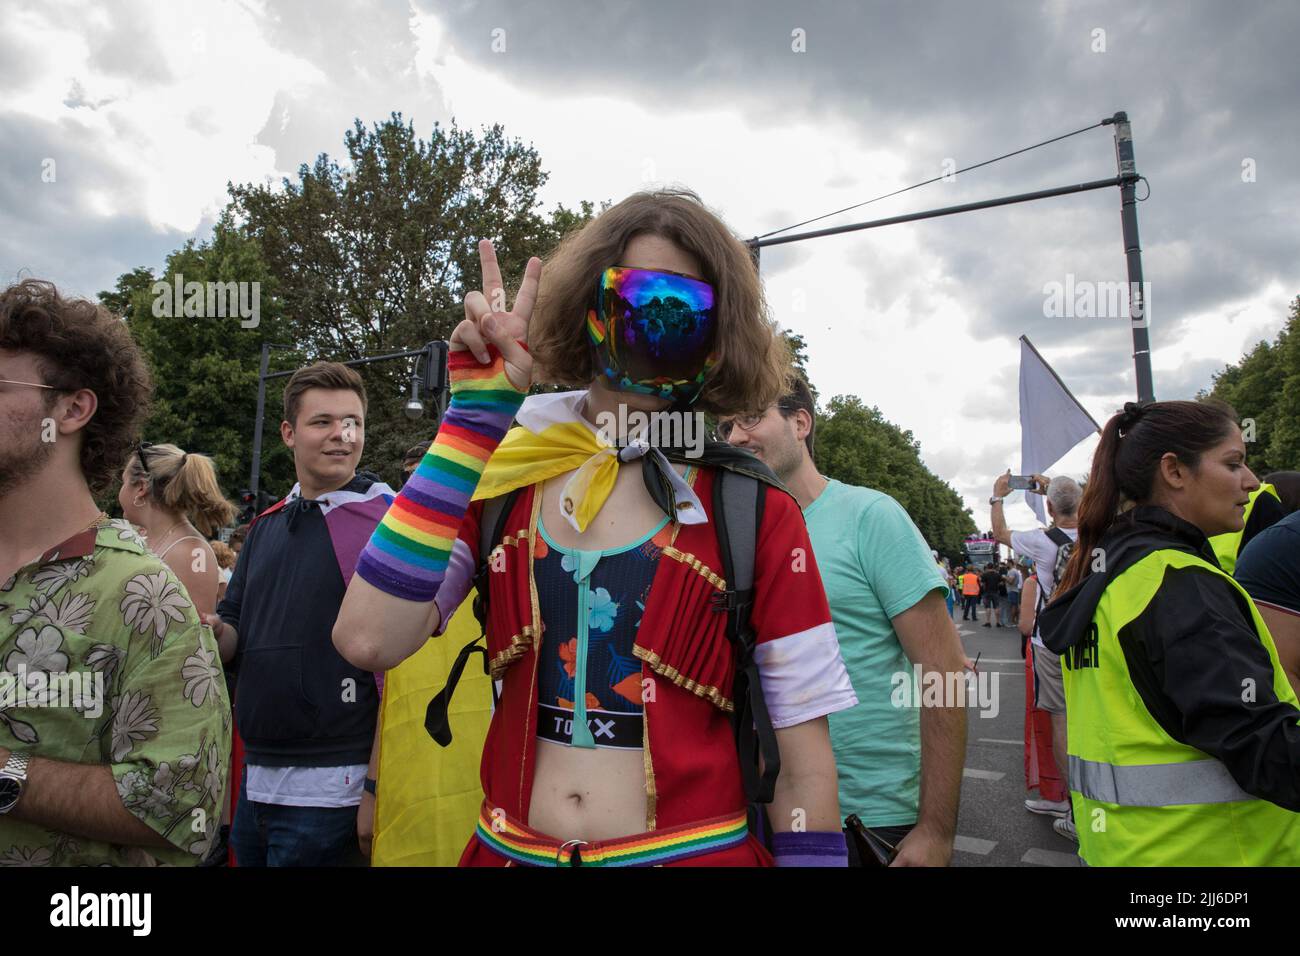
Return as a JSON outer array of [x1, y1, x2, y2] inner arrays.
[[118, 442, 236, 614]]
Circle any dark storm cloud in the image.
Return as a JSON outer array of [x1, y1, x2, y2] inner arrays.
[[426, 0, 1300, 379]]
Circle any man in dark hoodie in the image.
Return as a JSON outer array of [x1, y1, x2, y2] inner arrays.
[[205, 362, 396, 866], [1039, 400, 1300, 865]]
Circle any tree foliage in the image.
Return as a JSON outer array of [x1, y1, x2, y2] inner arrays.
[[100, 214, 296, 509], [814, 395, 976, 558], [103, 115, 596, 504], [781, 329, 814, 396], [1201, 296, 1300, 476], [228, 114, 588, 362]]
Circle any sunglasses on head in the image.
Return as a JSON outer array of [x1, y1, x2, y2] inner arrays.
[[136, 441, 154, 478]]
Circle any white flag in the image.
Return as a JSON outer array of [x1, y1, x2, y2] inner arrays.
[[1019, 336, 1100, 525]]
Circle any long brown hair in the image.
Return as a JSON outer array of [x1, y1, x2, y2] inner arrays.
[[529, 188, 791, 417], [1054, 399, 1239, 595]]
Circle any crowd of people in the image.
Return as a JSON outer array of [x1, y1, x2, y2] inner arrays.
[[950, 557, 1028, 629], [2, 188, 1298, 868]]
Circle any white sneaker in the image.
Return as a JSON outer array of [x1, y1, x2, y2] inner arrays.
[[1024, 797, 1071, 817], [1053, 816, 1079, 843]]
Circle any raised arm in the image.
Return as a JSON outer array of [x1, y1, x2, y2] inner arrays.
[[334, 243, 539, 672], [991, 470, 1013, 547]]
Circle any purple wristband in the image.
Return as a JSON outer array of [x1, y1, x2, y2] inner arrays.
[[770, 830, 849, 867]]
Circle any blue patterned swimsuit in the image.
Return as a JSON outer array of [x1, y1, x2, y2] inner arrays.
[[533, 514, 670, 751]]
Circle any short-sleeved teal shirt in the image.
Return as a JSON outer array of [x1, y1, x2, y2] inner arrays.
[[803, 479, 948, 827]]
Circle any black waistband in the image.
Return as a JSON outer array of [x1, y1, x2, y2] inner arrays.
[[537, 703, 643, 750]]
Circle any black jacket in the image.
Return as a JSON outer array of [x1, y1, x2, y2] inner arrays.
[[218, 473, 383, 767], [1038, 505, 1300, 811]]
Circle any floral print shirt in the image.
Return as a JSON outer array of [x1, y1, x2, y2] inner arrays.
[[0, 517, 231, 866]]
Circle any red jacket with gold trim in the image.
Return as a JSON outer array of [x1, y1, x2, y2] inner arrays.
[[447, 466, 856, 865]]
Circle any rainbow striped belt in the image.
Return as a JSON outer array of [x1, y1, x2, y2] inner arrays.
[[475, 801, 750, 867]]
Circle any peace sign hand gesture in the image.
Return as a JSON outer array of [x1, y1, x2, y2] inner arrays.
[[452, 239, 542, 392]]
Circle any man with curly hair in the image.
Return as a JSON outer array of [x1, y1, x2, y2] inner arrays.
[[0, 279, 231, 866]]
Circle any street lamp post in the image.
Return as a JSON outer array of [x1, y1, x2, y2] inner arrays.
[[746, 110, 1155, 402]]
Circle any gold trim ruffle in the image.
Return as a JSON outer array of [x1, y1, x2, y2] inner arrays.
[[660, 546, 726, 591], [501, 528, 530, 549], [489, 625, 536, 679], [633, 644, 734, 713]]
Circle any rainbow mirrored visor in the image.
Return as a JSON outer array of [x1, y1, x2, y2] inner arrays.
[[587, 266, 718, 402]]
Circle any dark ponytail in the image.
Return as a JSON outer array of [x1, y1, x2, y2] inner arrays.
[[1054, 399, 1239, 595]]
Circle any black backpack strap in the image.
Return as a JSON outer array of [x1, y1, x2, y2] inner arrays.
[[1032, 578, 1047, 645], [1045, 526, 1072, 548], [712, 470, 779, 805], [472, 490, 520, 633], [424, 636, 490, 746], [425, 488, 521, 748]]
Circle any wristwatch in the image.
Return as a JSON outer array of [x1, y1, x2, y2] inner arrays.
[[988, 496, 1005, 506], [0, 751, 31, 814]]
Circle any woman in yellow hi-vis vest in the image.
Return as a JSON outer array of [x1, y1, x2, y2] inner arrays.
[[1039, 399, 1300, 866]]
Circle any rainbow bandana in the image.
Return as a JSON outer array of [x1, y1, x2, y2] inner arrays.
[[589, 266, 717, 405], [475, 801, 749, 867], [472, 391, 705, 533]]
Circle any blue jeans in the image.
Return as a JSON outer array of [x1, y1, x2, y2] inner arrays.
[[1003, 591, 1020, 626], [231, 770, 366, 867]]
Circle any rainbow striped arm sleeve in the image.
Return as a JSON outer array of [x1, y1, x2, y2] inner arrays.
[[355, 345, 526, 601]]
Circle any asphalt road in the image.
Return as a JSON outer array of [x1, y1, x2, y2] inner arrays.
[[949, 609, 1082, 867]]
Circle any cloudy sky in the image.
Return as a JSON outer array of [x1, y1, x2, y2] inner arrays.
[[4, 0, 1297, 531]]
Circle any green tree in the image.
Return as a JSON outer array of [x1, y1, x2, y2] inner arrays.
[[228, 113, 587, 359], [227, 113, 594, 488], [104, 115, 596, 508], [814, 395, 975, 557], [1202, 296, 1300, 476], [1265, 298, 1300, 471], [781, 330, 814, 393], [102, 213, 297, 508]]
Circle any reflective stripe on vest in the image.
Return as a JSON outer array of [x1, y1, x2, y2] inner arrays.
[[1070, 754, 1252, 807], [1064, 546, 1300, 864]]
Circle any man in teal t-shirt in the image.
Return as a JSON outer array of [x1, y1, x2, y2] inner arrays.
[[722, 377, 968, 866]]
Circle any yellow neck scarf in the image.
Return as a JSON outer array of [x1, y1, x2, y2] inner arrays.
[[472, 391, 704, 532]]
